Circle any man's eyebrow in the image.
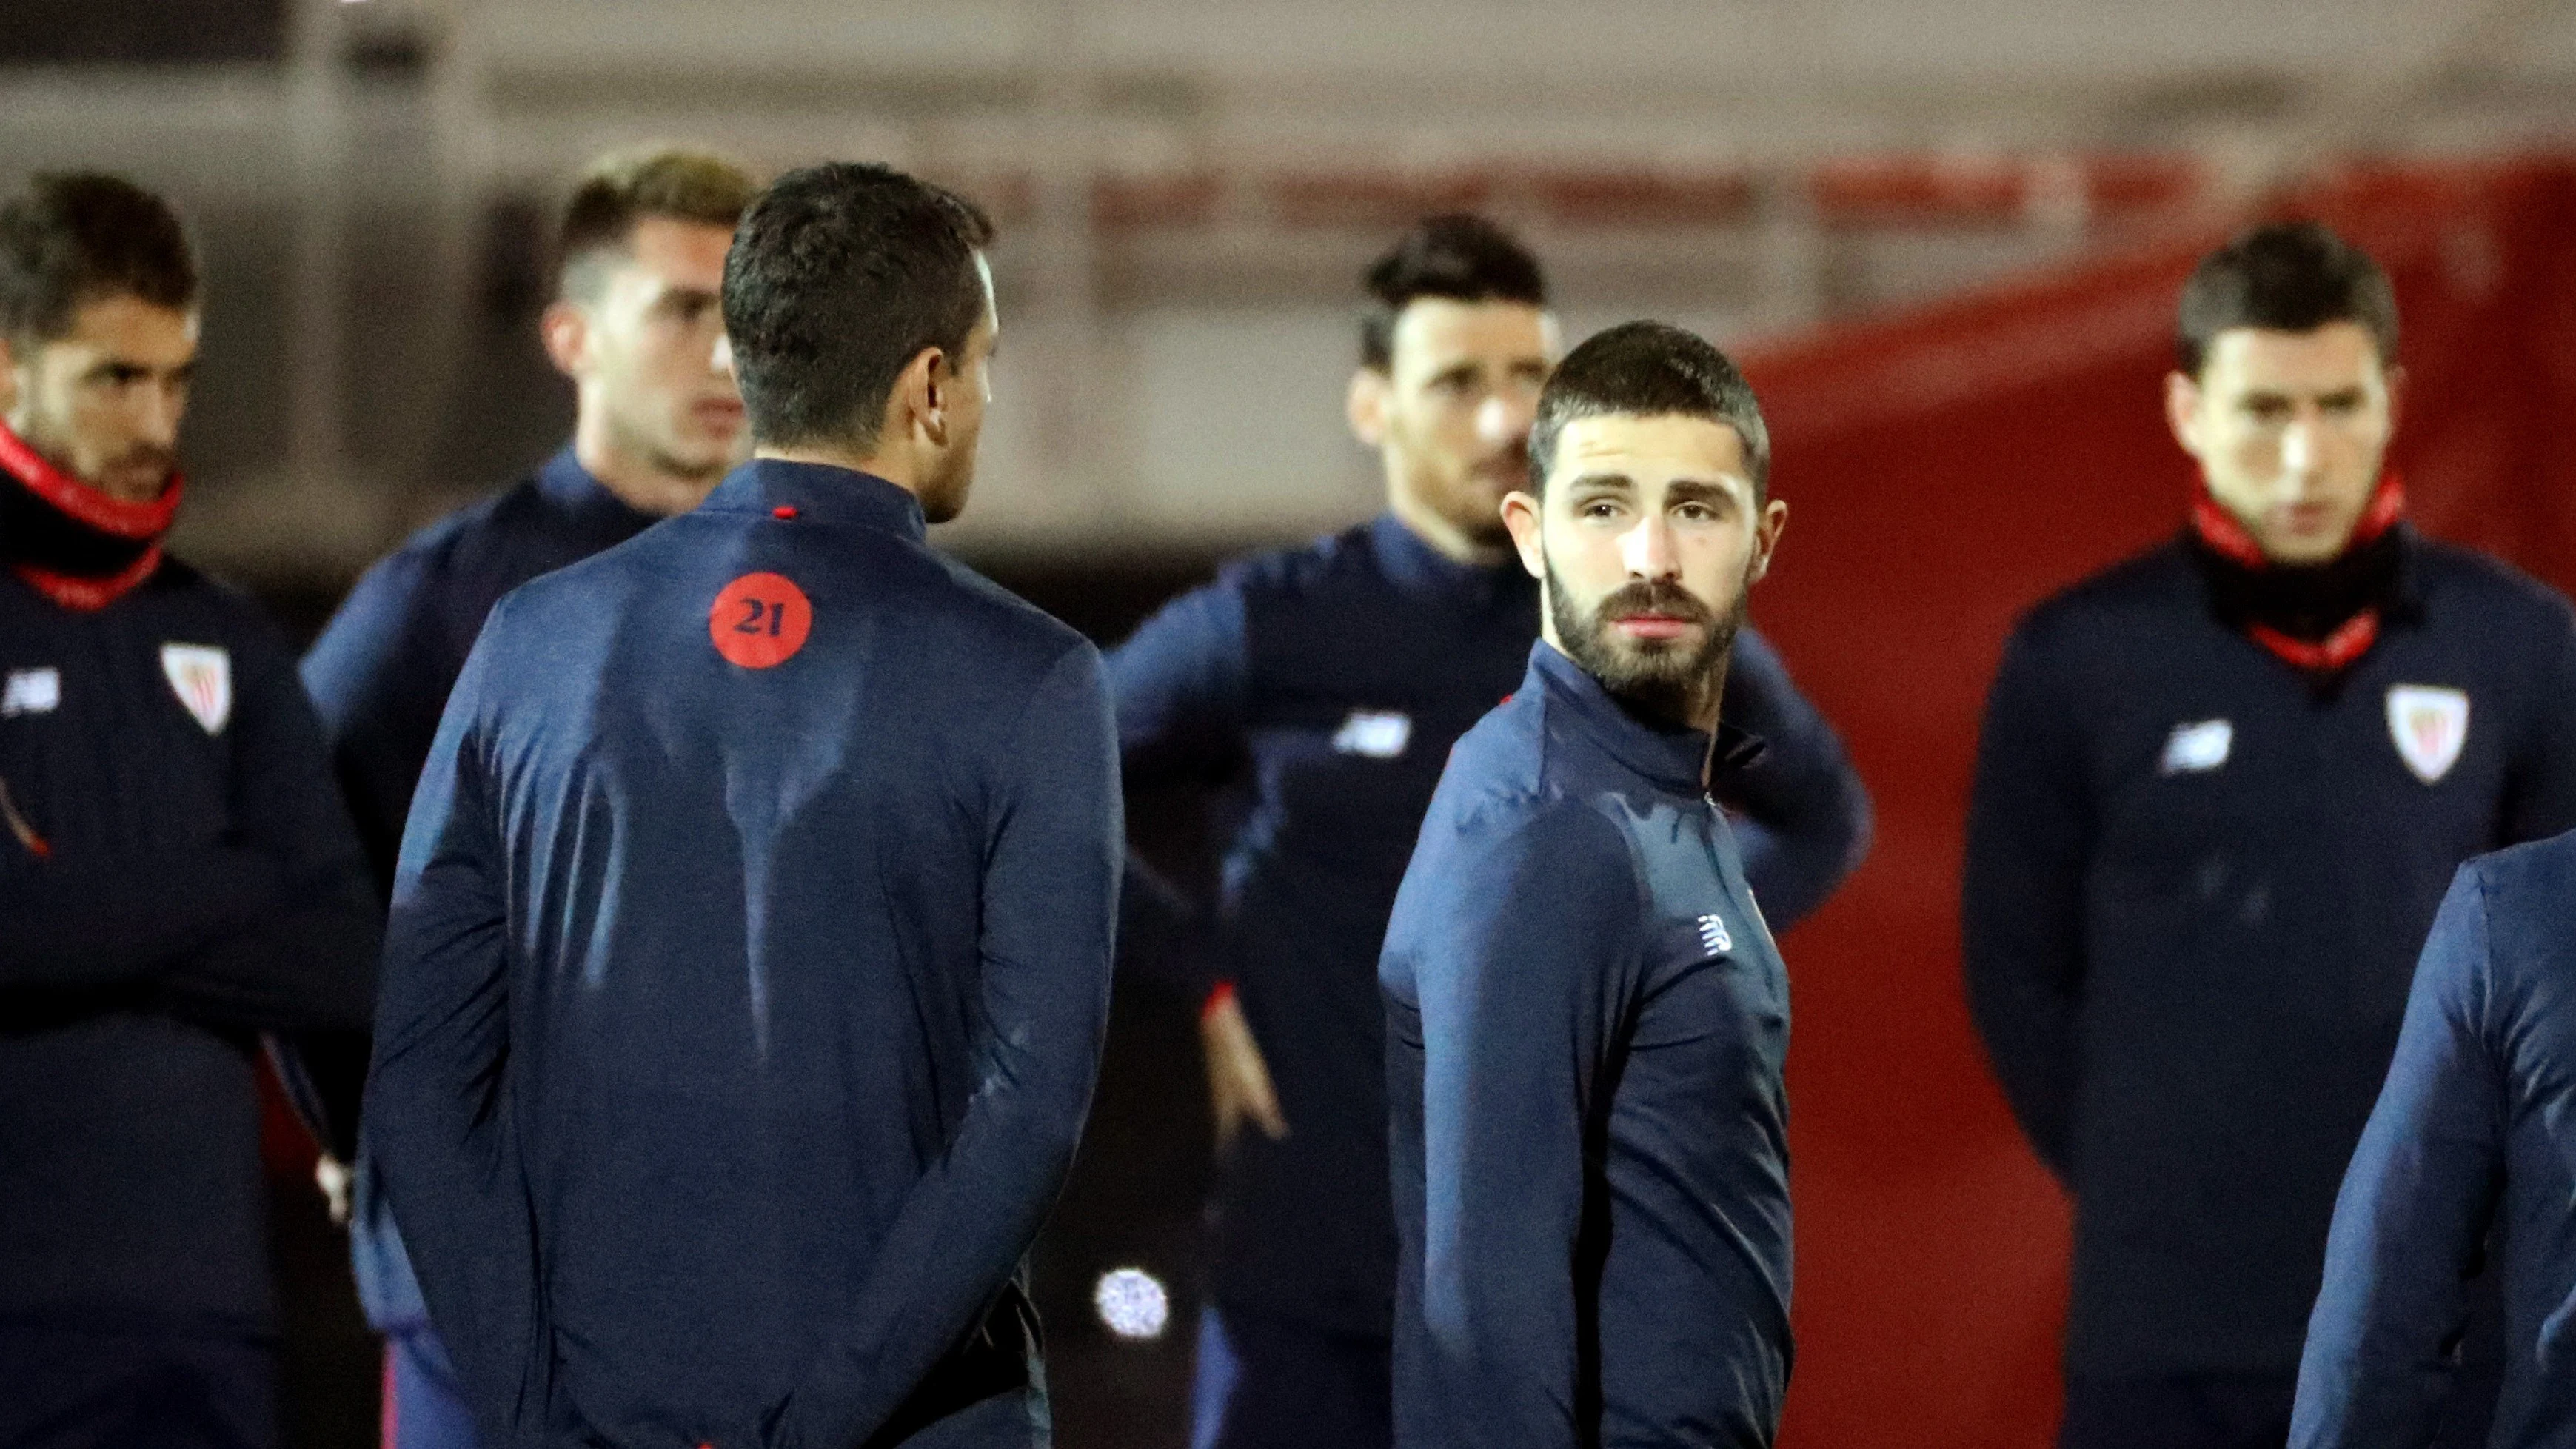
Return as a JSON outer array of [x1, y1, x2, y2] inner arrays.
[[1563, 472, 1636, 493], [1665, 477, 1742, 503]]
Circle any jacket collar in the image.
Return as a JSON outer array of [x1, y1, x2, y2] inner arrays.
[[1525, 639, 1764, 797], [533, 445, 658, 531], [700, 458, 928, 542]]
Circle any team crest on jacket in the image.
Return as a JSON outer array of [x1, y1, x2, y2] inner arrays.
[[161, 643, 231, 734], [2386, 684, 2468, 785]]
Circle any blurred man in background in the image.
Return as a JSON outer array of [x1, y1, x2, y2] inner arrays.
[[1383, 321, 1796, 1449], [298, 145, 756, 1449], [367, 161, 1117, 1449], [0, 172, 378, 1449], [1111, 215, 1867, 1449], [1965, 220, 2576, 1449]]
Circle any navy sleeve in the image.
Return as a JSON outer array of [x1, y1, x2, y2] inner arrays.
[[365, 635, 543, 1444], [1103, 575, 1249, 997], [1718, 626, 1871, 929], [786, 641, 1120, 1448], [154, 621, 381, 1038], [1962, 620, 2093, 1179], [2291, 863, 2506, 1448], [2500, 602, 2576, 846], [1411, 802, 1643, 1442], [301, 546, 461, 896], [1105, 575, 1250, 791]]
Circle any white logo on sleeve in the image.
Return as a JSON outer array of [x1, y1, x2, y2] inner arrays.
[[1, 668, 59, 717], [161, 644, 232, 734], [1699, 913, 1733, 954], [2387, 685, 2469, 784], [2160, 719, 2232, 774], [1331, 709, 1412, 759]]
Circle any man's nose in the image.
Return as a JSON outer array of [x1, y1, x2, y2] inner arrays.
[[1475, 392, 1525, 448], [710, 333, 735, 378], [134, 384, 184, 449], [1622, 513, 1679, 579], [2280, 415, 2322, 484]]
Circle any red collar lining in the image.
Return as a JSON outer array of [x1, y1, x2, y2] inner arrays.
[[0, 421, 182, 540]]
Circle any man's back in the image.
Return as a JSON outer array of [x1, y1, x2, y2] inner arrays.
[[369, 460, 1120, 1448]]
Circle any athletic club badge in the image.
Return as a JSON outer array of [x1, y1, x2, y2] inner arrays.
[[2386, 684, 2469, 785], [161, 643, 232, 734]]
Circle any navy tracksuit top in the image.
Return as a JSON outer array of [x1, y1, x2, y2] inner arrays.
[[2294, 830, 2576, 1448], [1381, 641, 1794, 1448], [0, 560, 378, 1336], [1965, 527, 2576, 1379], [365, 460, 1120, 1449], [302, 444, 658, 1334], [1108, 512, 1865, 1333]]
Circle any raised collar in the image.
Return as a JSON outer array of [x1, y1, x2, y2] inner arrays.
[[699, 458, 927, 542], [1369, 511, 1530, 606], [1525, 640, 1764, 797]]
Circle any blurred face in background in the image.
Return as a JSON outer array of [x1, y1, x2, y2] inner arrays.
[[1504, 411, 1785, 726], [1351, 297, 1556, 558], [2167, 320, 2398, 566], [1, 294, 197, 504], [546, 215, 748, 507]]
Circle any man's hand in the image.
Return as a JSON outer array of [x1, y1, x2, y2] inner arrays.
[[315, 1154, 352, 1228], [1202, 990, 1287, 1152]]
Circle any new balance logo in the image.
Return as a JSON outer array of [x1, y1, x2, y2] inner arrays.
[[1699, 914, 1732, 954]]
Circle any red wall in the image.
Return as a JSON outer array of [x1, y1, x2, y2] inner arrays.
[[1739, 159, 2576, 1449]]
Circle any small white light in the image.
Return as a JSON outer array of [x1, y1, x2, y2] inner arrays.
[[1093, 1267, 1170, 1340]]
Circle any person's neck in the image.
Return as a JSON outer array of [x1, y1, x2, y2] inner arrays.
[[1539, 626, 1729, 734], [1386, 478, 1513, 569], [572, 418, 722, 519], [752, 441, 929, 501]]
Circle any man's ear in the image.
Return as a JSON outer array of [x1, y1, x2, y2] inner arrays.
[[1747, 498, 1788, 586], [540, 301, 589, 381], [1500, 489, 1547, 581], [2164, 369, 2203, 457], [1347, 367, 1388, 449]]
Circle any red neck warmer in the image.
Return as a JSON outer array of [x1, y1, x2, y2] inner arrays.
[[2187, 472, 2406, 674], [0, 421, 181, 610]]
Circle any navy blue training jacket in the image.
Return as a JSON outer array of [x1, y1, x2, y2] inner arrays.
[[0, 560, 378, 1338], [303, 444, 657, 1335], [1109, 512, 1863, 1333], [2293, 830, 2576, 1449], [1381, 641, 1794, 1448], [365, 460, 1120, 1449], [1966, 528, 2576, 1379]]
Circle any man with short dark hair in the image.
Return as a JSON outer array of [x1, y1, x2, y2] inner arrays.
[[0, 172, 379, 1449], [300, 143, 758, 1449], [366, 161, 1117, 1449], [1965, 220, 2576, 1449], [1112, 214, 1865, 1449], [1382, 319, 1795, 1448]]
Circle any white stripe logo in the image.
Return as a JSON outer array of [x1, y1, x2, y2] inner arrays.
[[1698, 913, 1733, 954]]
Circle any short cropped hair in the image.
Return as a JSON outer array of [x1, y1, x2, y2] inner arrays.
[[0, 173, 198, 344], [556, 147, 760, 303], [1360, 214, 1547, 370], [1530, 321, 1771, 499], [2176, 220, 2398, 378], [722, 161, 996, 450]]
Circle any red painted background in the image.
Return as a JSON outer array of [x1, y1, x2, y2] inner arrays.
[[1742, 159, 2576, 1448]]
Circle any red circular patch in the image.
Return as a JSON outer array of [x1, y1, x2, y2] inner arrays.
[[709, 572, 812, 669]]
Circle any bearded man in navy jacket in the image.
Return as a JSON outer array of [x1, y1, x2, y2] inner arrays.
[[1383, 321, 1796, 1448], [366, 162, 1119, 1449], [1964, 222, 2576, 1449]]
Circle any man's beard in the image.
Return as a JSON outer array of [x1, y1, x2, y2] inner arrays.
[[1546, 557, 1746, 728]]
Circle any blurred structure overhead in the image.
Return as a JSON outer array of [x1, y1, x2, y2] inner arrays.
[[4, 0, 2575, 576]]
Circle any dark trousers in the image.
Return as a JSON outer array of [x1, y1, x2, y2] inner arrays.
[[0, 1322, 276, 1449], [1191, 1302, 1390, 1449], [382, 1325, 478, 1449]]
